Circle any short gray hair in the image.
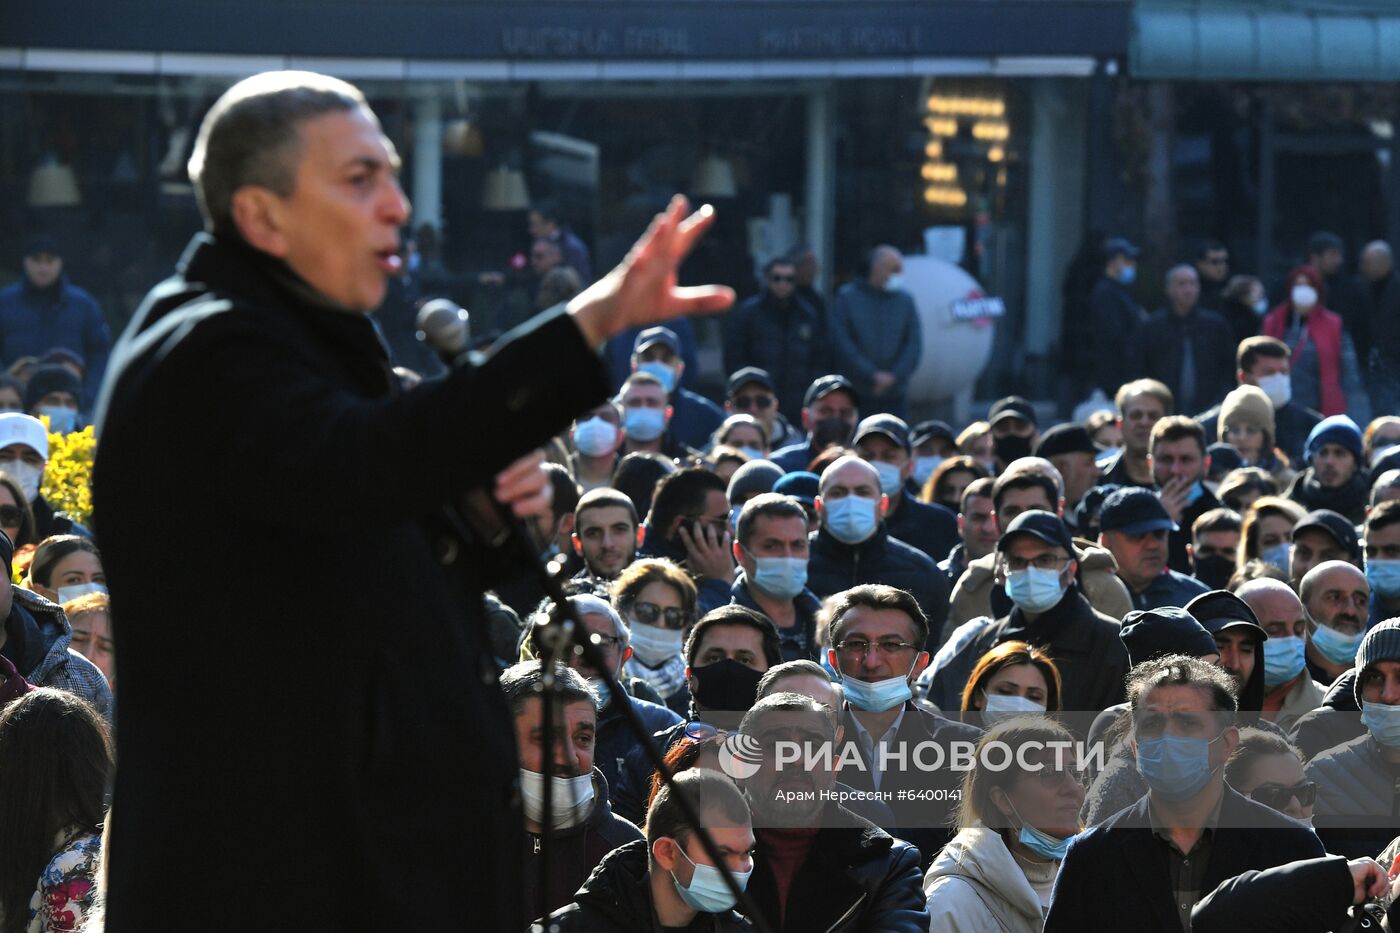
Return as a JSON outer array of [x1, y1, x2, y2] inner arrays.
[[188, 70, 369, 236], [499, 660, 599, 717], [569, 594, 630, 650], [756, 660, 831, 699], [736, 493, 808, 548]]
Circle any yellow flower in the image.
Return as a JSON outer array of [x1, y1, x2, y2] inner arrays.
[[39, 424, 96, 528]]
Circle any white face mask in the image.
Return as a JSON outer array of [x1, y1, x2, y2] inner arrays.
[[1257, 372, 1292, 409], [1291, 284, 1318, 311], [57, 582, 107, 605], [628, 621, 684, 667], [0, 459, 42, 502], [518, 768, 595, 831]]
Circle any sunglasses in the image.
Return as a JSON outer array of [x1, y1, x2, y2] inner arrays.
[[732, 394, 774, 411], [630, 601, 689, 630], [769, 275, 795, 283], [1248, 781, 1316, 810], [0, 505, 21, 527]]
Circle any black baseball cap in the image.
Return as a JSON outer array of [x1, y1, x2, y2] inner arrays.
[[1034, 423, 1096, 459], [727, 367, 775, 398], [1185, 590, 1268, 640], [1292, 509, 1362, 562], [911, 420, 955, 448], [997, 509, 1074, 555], [1119, 607, 1220, 667], [853, 415, 911, 453], [1104, 237, 1140, 260], [803, 374, 859, 409], [24, 234, 58, 258], [633, 326, 680, 356], [989, 395, 1038, 428], [1099, 487, 1178, 535]]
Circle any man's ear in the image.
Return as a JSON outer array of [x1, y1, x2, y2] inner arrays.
[[1057, 497, 1066, 518], [622, 646, 633, 666], [230, 186, 290, 257], [801, 409, 814, 434], [572, 534, 584, 556], [1203, 455, 1212, 476], [652, 837, 679, 872]]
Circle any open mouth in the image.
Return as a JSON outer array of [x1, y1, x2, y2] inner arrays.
[[374, 249, 403, 275]]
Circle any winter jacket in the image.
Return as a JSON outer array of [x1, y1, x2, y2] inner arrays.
[[524, 768, 645, 922], [723, 290, 833, 424], [2, 587, 110, 719], [638, 524, 734, 615], [595, 688, 684, 794], [92, 232, 610, 932], [1263, 271, 1370, 421], [943, 540, 1132, 644], [543, 839, 751, 932], [885, 495, 959, 566], [31, 493, 92, 542], [1044, 785, 1325, 933], [748, 801, 929, 933], [1191, 854, 1357, 933], [1263, 669, 1326, 736], [613, 719, 690, 826], [807, 525, 949, 653], [1289, 670, 1364, 761], [923, 825, 1055, 933], [669, 387, 727, 452], [1088, 275, 1144, 395], [771, 439, 823, 474], [1197, 398, 1323, 467], [1167, 485, 1221, 575], [731, 574, 821, 663], [829, 280, 922, 417], [1307, 732, 1400, 858], [837, 701, 983, 864], [1128, 305, 1237, 414], [1126, 568, 1210, 612], [1286, 467, 1370, 526], [0, 275, 111, 404], [939, 543, 969, 590], [925, 587, 1127, 719]]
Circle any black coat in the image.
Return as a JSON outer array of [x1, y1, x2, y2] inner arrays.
[[92, 234, 610, 931], [748, 802, 929, 933], [543, 838, 752, 932], [807, 525, 949, 654], [1089, 276, 1144, 394], [1168, 484, 1221, 575], [1191, 854, 1360, 933], [1289, 670, 1365, 762], [1129, 306, 1237, 413], [1043, 785, 1325, 933], [884, 494, 959, 565], [723, 290, 832, 425]]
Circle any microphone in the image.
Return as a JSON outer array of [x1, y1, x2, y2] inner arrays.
[[416, 299, 473, 369]]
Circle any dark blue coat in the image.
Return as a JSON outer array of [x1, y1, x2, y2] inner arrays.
[[1089, 275, 1144, 395], [723, 289, 832, 424], [593, 689, 683, 794], [0, 276, 111, 403], [884, 494, 959, 564], [771, 439, 821, 474]]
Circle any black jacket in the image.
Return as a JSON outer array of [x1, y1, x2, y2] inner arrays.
[[836, 702, 982, 864], [543, 838, 751, 932], [1287, 468, 1370, 526], [524, 769, 645, 923], [1129, 306, 1237, 413], [1289, 670, 1365, 762], [1089, 275, 1144, 394], [1168, 484, 1221, 575], [1044, 785, 1326, 933], [748, 801, 929, 933], [883, 495, 959, 565], [92, 233, 609, 932], [807, 525, 949, 654], [596, 690, 684, 795], [1191, 854, 1363, 933], [723, 289, 832, 425]]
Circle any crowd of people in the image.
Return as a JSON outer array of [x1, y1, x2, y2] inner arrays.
[[8, 68, 1400, 933]]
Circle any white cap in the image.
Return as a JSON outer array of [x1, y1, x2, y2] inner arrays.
[[0, 413, 48, 459]]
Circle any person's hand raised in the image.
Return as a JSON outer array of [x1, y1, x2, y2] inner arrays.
[[568, 195, 735, 347]]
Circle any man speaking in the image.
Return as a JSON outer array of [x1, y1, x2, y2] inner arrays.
[[92, 71, 732, 932]]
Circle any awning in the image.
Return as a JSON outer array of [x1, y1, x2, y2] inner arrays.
[[1133, 1, 1400, 81]]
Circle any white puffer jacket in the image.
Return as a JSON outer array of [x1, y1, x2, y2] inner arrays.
[[923, 825, 1055, 933]]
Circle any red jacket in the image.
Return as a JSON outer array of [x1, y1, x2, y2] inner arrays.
[[1262, 265, 1347, 416]]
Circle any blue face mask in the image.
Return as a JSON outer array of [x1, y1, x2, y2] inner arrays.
[[729, 505, 742, 533], [750, 554, 808, 601], [672, 847, 750, 914], [39, 405, 77, 435], [588, 677, 613, 710], [624, 406, 666, 442], [1367, 559, 1400, 599], [638, 361, 678, 393], [1263, 635, 1306, 688], [913, 456, 945, 487], [837, 659, 916, 713], [1311, 622, 1363, 666], [1136, 732, 1222, 802], [1005, 566, 1068, 614], [822, 495, 880, 545], [871, 461, 904, 498], [1009, 800, 1075, 861], [1260, 543, 1292, 574], [1184, 481, 1206, 507], [1362, 701, 1400, 748], [1118, 264, 1137, 285]]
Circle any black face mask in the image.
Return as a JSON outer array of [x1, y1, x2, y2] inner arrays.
[[812, 417, 854, 450], [690, 658, 764, 712], [994, 433, 1033, 466], [1192, 554, 1236, 591]]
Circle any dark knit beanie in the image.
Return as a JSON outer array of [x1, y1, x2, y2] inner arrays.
[[1355, 618, 1400, 706]]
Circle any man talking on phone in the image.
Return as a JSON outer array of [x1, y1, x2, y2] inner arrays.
[[92, 71, 732, 933]]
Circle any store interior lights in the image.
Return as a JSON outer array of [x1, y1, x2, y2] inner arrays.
[[987, 145, 1006, 163], [925, 117, 959, 137], [923, 185, 968, 208], [972, 121, 1010, 142], [925, 95, 1005, 118], [920, 162, 958, 183], [925, 140, 943, 159]]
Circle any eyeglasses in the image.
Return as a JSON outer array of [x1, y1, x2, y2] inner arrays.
[[630, 601, 689, 630], [0, 505, 22, 527], [1249, 781, 1316, 810], [768, 275, 795, 283], [1003, 554, 1071, 573], [588, 633, 625, 650], [834, 639, 919, 659], [731, 394, 774, 412]]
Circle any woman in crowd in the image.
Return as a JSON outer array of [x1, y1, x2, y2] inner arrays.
[[63, 592, 113, 689], [924, 719, 1085, 932], [1216, 385, 1292, 486], [922, 456, 991, 512], [710, 414, 768, 461], [613, 558, 698, 716], [0, 473, 37, 550], [645, 730, 728, 809], [1216, 467, 1278, 514], [1261, 264, 1370, 421], [1237, 496, 1306, 575], [1224, 728, 1315, 826], [959, 641, 1062, 728], [0, 688, 111, 933], [26, 536, 104, 606], [1363, 415, 1400, 466], [957, 422, 996, 474], [1084, 410, 1121, 454]]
